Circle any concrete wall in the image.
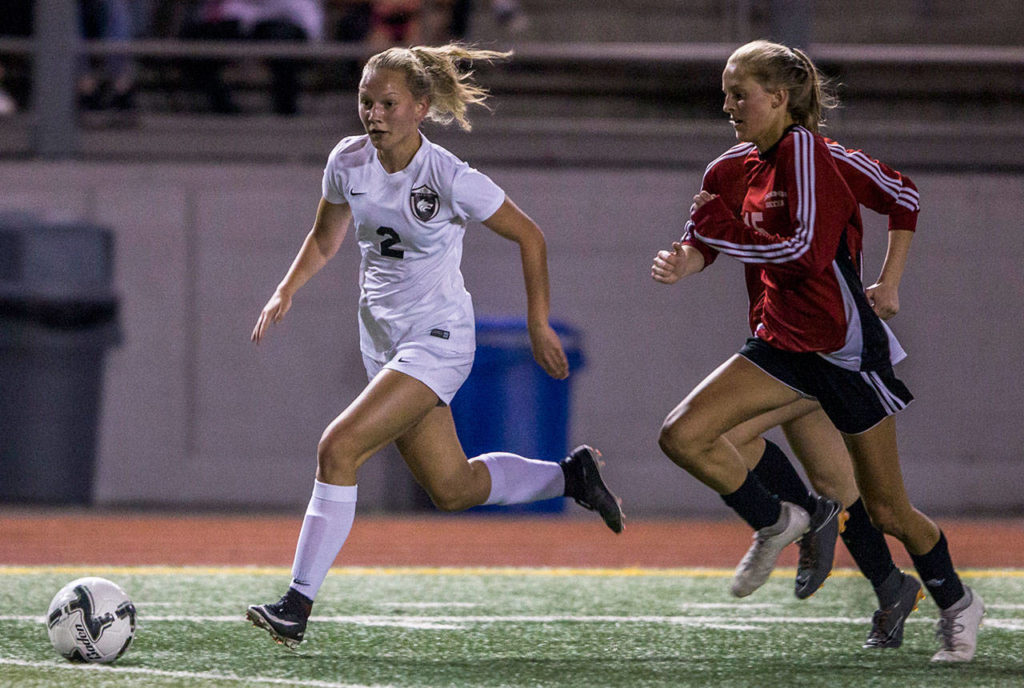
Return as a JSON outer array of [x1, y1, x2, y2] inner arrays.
[[1, 154, 1021, 516]]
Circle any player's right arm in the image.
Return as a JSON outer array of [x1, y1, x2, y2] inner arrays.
[[651, 152, 736, 284], [252, 198, 352, 344], [651, 241, 706, 284]]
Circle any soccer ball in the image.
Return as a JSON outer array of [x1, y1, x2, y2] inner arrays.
[[46, 577, 137, 663]]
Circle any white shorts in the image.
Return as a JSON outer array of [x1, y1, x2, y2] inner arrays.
[[362, 340, 475, 406]]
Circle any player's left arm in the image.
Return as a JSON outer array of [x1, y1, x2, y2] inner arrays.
[[482, 197, 570, 380], [867, 228, 914, 320], [830, 143, 919, 320]]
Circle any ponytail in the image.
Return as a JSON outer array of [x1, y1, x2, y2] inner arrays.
[[789, 47, 838, 132], [364, 44, 511, 131]]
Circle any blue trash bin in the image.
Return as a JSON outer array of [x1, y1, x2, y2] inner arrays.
[[450, 317, 584, 514]]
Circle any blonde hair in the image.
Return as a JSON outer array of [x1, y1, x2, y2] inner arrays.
[[727, 40, 838, 132], [363, 44, 512, 131]]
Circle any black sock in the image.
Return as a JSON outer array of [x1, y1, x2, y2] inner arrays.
[[840, 498, 897, 589], [721, 471, 782, 531], [874, 568, 906, 609], [751, 439, 816, 514], [284, 587, 314, 617], [561, 458, 581, 499], [909, 531, 966, 610]]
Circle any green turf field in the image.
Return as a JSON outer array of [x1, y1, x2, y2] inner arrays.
[[1, 565, 1021, 687]]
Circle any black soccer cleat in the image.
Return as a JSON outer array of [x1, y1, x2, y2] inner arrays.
[[560, 445, 624, 533], [246, 593, 310, 650], [794, 496, 846, 599], [864, 573, 925, 649]]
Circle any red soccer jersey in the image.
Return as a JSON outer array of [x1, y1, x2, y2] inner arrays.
[[686, 126, 908, 370], [683, 134, 920, 347]]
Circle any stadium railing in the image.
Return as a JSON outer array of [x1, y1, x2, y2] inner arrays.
[[1, 38, 1022, 166]]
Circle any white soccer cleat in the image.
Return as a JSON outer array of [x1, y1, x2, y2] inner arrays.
[[731, 501, 810, 598], [931, 587, 984, 663]]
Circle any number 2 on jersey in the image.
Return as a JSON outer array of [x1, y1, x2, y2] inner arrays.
[[376, 226, 405, 259]]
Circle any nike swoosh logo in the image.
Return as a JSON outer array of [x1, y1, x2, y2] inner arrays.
[[813, 504, 842, 533], [349, 190, 367, 196], [265, 615, 303, 630], [397, 357, 412, 363], [885, 619, 905, 639]]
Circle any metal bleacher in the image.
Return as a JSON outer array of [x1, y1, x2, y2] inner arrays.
[[1, 0, 1022, 169]]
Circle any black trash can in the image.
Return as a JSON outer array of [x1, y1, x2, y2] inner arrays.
[[450, 317, 585, 514], [0, 213, 120, 504]]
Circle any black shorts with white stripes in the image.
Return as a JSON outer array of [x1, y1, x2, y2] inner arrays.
[[738, 337, 914, 435]]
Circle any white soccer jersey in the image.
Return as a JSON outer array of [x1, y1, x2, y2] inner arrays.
[[322, 133, 506, 357]]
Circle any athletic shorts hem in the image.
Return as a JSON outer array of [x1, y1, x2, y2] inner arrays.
[[363, 341, 474, 406], [841, 405, 914, 436], [736, 352, 818, 401], [738, 337, 913, 435]]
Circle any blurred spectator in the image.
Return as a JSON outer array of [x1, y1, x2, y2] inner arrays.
[[331, 0, 373, 43], [366, 0, 421, 49], [79, 0, 141, 111], [0, 0, 33, 115], [447, 0, 527, 41], [491, 0, 527, 33], [324, 0, 372, 88], [179, 0, 325, 115], [0, 65, 16, 117]]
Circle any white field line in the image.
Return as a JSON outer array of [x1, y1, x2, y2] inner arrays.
[[679, 602, 779, 609], [138, 601, 775, 611], [5, 613, 1023, 630], [702, 624, 763, 631], [0, 657, 394, 688], [377, 602, 480, 608]]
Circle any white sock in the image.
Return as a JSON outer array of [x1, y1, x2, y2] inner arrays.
[[288, 480, 358, 601], [471, 452, 565, 505]]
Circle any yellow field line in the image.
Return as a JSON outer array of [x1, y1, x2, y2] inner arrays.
[[0, 565, 1021, 578]]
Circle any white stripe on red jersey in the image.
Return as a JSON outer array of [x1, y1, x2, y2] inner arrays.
[[687, 126, 904, 368]]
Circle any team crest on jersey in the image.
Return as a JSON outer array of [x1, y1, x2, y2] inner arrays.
[[410, 185, 440, 222]]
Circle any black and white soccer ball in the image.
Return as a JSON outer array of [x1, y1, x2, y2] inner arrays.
[[46, 577, 137, 663]]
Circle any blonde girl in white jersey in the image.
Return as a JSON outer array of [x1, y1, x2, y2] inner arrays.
[[245, 44, 624, 649]]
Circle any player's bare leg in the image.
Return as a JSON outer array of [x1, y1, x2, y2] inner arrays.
[[844, 418, 982, 662], [396, 407, 623, 532], [247, 370, 438, 649], [659, 356, 815, 596]]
